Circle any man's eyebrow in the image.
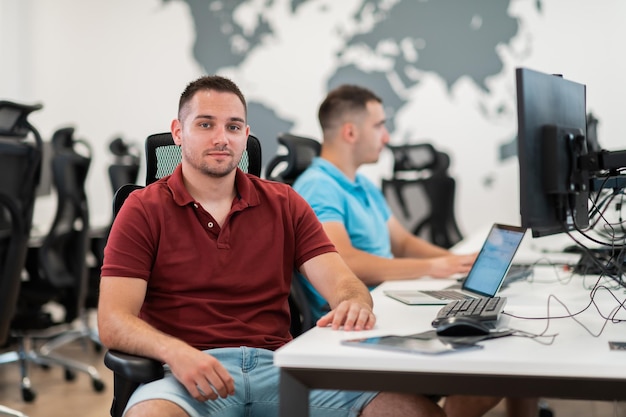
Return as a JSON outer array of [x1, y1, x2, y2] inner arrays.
[[194, 115, 216, 121], [194, 115, 245, 124], [228, 117, 246, 124]]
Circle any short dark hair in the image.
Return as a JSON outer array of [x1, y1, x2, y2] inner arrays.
[[178, 75, 247, 120], [318, 85, 382, 132]]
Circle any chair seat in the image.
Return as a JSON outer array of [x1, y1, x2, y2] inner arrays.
[[9, 310, 54, 331]]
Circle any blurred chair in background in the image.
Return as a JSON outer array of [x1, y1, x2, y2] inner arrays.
[[0, 100, 43, 416], [107, 137, 140, 194], [8, 126, 105, 402], [85, 136, 141, 315], [264, 133, 320, 184], [382, 143, 463, 249]]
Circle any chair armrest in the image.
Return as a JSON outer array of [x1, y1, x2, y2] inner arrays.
[[104, 349, 164, 383]]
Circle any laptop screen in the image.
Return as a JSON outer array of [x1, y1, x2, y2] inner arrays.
[[462, 224, 526, 297]]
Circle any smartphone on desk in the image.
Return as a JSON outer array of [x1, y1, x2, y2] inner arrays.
[[341, 332, 482, 355]]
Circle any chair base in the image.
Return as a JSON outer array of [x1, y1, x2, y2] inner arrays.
[[0, 318, 105, 403], [0, 404, 28, 417]]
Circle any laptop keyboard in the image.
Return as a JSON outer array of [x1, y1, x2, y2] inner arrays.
[[419, 289, 475, 300], [431, 296, 507, 327]]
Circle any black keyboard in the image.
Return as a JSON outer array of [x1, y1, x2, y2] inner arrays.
[[431, 296, 507, 327]]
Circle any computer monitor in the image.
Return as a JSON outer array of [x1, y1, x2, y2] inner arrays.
[[516, 67, 590, 238]]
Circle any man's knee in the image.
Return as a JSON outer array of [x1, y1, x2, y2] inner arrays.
[[125, 399, 190, 417]]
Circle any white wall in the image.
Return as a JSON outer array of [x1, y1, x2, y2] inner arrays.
[[1, 0, 625, 236]]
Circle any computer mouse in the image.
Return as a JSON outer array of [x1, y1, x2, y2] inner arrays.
[[435, 316, 491, 337]]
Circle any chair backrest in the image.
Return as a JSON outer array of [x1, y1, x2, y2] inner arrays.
[[0, 101, 43, 344], [108, 137, 140, 194], [113, 132, 263, 216], [288, 274, 315, 337], [38, 126, 92, 322], [387, 143, 450, 175], [144, 132, 262, 185], [382, 143, 463, 249], [265, 133, 320, 184], [262, 133, 320, 336]]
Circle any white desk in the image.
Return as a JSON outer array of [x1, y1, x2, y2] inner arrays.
[[275, 267, 626, 416]]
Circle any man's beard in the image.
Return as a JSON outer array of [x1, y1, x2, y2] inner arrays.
[[184, 146, 240, 178], [200, 161, 238, 178]]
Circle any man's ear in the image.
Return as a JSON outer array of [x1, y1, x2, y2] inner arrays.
[[341, 122, 358, 144], [171, 119, 183, 146]]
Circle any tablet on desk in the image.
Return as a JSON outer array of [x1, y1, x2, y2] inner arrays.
[[341, 332, 482, 355]]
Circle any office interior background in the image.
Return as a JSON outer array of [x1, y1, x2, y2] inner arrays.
[[1, 0, 626, 241]]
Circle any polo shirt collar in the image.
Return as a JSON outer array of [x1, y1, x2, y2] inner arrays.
[[166, 164, 261, 208], [312, 157, 366, 191]]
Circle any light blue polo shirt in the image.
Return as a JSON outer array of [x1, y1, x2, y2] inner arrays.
[[293, 157, 392, 322]]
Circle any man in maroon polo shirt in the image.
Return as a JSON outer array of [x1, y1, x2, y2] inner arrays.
[[98, 75, 447, 417]]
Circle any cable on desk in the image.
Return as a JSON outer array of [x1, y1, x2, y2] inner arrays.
[[504, 329, 558, 346], [503, 281, 626, 339], [520, 257, 577, 285]]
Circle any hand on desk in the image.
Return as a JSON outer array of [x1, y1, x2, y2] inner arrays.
[[316, 299, 376, 331]]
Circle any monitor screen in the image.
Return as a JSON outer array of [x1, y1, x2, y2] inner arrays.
[[516, 67, 589, 238]]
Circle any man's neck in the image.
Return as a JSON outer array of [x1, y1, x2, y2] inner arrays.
[[320, 148, 359, 181], [182, 165, 237, 205]]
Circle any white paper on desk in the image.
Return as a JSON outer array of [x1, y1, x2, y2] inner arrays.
[[341, 331, 483, 355]]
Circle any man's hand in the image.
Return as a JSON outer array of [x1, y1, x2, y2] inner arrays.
[[167, 344, 235, 402], [427, 253, 477, 278], [316, 299, 376, 331]]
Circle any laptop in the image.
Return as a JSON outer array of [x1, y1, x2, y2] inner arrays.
[[384, 223, 527, 305]]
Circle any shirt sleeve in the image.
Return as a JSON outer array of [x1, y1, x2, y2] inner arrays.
[[294, 171, 347, 225], [101, 190, 157, 281], [287, 186, 337, 269]]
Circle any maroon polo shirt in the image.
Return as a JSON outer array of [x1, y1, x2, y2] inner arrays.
[[102, 165, 335, 350]]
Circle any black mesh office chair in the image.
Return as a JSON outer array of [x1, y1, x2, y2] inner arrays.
[[103, 131, 262, 417], [0, 199, 32, 417], [8, 126, 105, 402], [0, 101, 43, 417], [264, 133, 321, 336], [287, 273, 316, 337], [382, 143, 464, 249], [145, 132, 262, 185], [264, 133, 320, 184], [86, 137, 142, 312], [0, 194, 32, 417], [107, 137, 140, 195]]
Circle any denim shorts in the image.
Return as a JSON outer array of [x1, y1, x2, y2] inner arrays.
[[125, 347, 378, 417]]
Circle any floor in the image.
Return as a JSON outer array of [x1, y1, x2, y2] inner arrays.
[[0, 339, 623, 417]]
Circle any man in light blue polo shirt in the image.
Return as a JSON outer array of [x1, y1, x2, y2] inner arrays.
[[293, 84, 539, 417], [293, 84, 476, 322], [293, 157, 395, 319]]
